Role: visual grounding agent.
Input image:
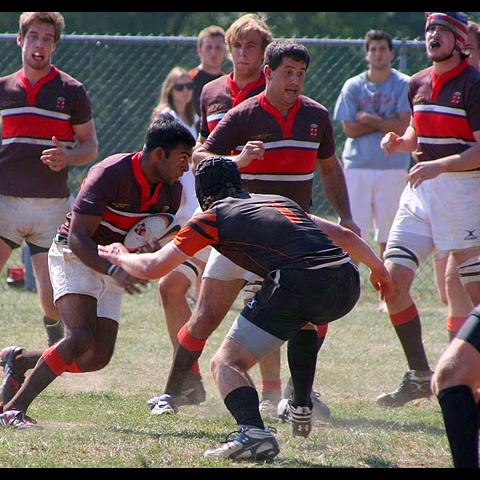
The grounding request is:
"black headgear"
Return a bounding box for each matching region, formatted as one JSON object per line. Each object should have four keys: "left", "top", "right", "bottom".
{"left": 195, "top": 157, "right": 242, "bottom": 210}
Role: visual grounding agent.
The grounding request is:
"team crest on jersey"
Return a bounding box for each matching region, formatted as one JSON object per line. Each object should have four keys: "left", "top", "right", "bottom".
{"left": 451, "top": 91, "right": 462, "bottom": 105}
{"left": 208, "top": 102, "right": 226, "bottom": 114}
{"left": 310, "top": 124, "right": 318, "bottom": 138}
{"left": 56, "top": 96, "right": 66, "bottom": 110}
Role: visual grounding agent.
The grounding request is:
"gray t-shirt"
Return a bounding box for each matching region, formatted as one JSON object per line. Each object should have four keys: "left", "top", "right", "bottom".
{"left": 333, "top": 69, "right": 411, "bottom": 170}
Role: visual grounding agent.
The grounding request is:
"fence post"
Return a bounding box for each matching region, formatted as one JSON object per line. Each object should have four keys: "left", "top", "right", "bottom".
{"left": 399, "top": 39, "right": 408, "bottom": 73}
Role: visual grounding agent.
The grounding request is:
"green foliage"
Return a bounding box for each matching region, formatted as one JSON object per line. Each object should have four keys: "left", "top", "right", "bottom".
{"left": 1, "top": 11, "right": 479, "bottom": 39}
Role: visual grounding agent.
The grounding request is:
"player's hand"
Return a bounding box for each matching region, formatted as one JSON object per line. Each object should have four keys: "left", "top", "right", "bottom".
{"left": 41, "top": 136, "right": 73, "bottom": 172}
{"left": 369, "top": 265, "right": 393, "bottom": 302}
{"left": 235, "top": 141, "right": 264, "bottom": 168}
{"left": 380, "top": 132, "right": 403, "bottom": 155}
{"left": 408, "top": 161, "right": 445, "bottom": 188}
{"left": 98, "top": 242, "right": 129, "bottom": 266}
{"left": 339, "top": 218, "right": 361, "bottom": 237}
{"left": 110, "top": 266, "right": 148, "bottom": 295}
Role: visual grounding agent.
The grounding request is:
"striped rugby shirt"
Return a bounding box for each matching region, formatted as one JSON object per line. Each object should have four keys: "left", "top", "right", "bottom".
{"left": 202, "top": 92, "right": 336, "bottom": 211}
{"left": 0, "top": 65, "right": 92, "bottom": 198}
{"left": 409, "top": 60, "right": 480, "bottom": 162}
{"left": 173, "top": 193, "right": 350, "bottom": 278}
{"left": 57, "top": 151, "right": 182, "bottom": 246}
{"left": 199, "top": 71, "right": 266, "bottom": 139}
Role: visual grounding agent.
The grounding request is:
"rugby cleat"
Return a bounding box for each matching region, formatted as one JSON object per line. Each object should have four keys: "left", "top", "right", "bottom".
{"left": 376, "top": 370, "right": 433, "bottom": 407}
{"left": 277, "top": 399, "right": 313, "bottom": 438}
{"left": 0, "top": 346, "right": 25, "bottom": 407}
{"left": 0, "top": 410, "right": 39, "bottom": 429}
{"left": 149, "top": 394, "right": 178, "bottom": 415}
{"left": 204, "top": 425, "right": 280, "bottom": 461}
{"left": 283, "top": 378, "right": 331, "bottom": 422}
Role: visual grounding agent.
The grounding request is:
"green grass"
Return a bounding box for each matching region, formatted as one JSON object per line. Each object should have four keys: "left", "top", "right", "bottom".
{"left": 0, "top": 253, "right": 453, "bottom": 468}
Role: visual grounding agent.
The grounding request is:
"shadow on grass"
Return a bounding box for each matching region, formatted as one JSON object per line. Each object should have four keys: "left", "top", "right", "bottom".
{"left": 327, "top": 416, "right": 444, "bottom": 436}
{"left": 111, "top": 425, "right": 222, "bottom": 442}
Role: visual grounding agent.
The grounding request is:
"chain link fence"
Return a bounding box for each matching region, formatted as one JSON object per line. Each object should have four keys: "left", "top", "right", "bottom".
{"left": 0, "top": 34, "right": 440, "bottom": 298}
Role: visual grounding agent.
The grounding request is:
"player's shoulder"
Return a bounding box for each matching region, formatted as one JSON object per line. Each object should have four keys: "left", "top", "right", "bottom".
{"left": 0, "top": 70, "right": 19, "bottom": 84}
{"left": 90, "top": 152, "right": 133, "bottom": 176}
{"left": 342, "top": 71, "right": 367, "bottom": 90}
{"left": 202, "top": 74, "right": 228, "bottom": 94}
{"left": 55, "top": 67, "right": 86, "bottom": 88}
{"left": 410, "top": 66, "right": 432, "bottom": 84}
{"left": 390, "top": 68, "right": 411, "bottom": 82}
{"left": 300, "top": 95, "right": 329, "bottom": 114}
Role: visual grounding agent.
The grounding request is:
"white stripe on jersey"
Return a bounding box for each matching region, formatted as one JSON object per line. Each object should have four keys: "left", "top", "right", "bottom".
{"left": 235, "top": 139, "right": 320, "bottom": 152}
{"left": 99, "top": 221, "right": 128, "bottom": 235}
{"left": 206, "top": 113, "right": 225, "bottom": 123}
{"left": 2, "top": 106, "right": 71, "bottom": 120}
{"left": 2, "top": 137, "right": 75, "bottom": 148}
{"left": 414, "top": 104, "right": 467, "bottom": 117}
{"left": 241, "top": 173, "right": 314, "bottom": 181}
{"left": 418, "top": 136, "right": 476, "bottom": 146}
{"left": 106, "top": 206, "right": 151, "bottom": 218}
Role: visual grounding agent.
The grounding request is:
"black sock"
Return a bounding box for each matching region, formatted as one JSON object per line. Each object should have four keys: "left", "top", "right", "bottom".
{"left": 437, "top": 385, "right": 479, "bottom": 468}
{"left": 164, "top": 344, "right": 202, "bottom": 396}
{"left": 394, "top": 317, "right": 430, "bottom": 371}
{"left": 287, "top": 329, "right": 318, "bottom": 407}
{"left": 224, "top": 386, "right": 264, "bottom": 429}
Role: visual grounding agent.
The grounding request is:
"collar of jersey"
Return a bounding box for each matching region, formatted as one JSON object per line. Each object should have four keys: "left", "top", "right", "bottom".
{"left": 430, "top": 59, "right": 470, "bottom": 103}
{"left": 227, "top": 71, "right": 266, "bottom": 107}
{"left": 258, "top": 91, "right": 302, "bottom": 138}
{"left": 18, "top": 65, "right": 60, "bottom": 106}
{"left": 131, "top": 151, "right": 164, "bottom": 212}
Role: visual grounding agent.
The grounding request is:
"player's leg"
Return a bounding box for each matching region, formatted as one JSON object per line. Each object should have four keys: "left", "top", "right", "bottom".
{"left": 378, "top": 228, "right": 435, "bottom": 407}
{"left": 30, "top": 248, "right": 64, "bottom": 346}
{"left": 443, "top": 253, "right": 474, "bottom": 340}
{"left": 432, "top": 309, "right": 480, "bottom": 468}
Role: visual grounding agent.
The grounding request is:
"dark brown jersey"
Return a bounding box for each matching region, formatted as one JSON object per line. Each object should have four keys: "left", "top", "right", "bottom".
{"left": 199, "top": 72, "right": 266, "bottom": 138}
{"left": 202, "top": 92, "right": 336, "bottom": 211}
{"left": 57, "top": 151, "right": 182, "bottom": 245}
{"left": 173, "top": 193, "right": 349, "bottom": 278}
{"left": 409, "top": 60, "right": 480, "bottom": 162}
{"left": 0, "top": 66, "right": 93, "bottom": 198}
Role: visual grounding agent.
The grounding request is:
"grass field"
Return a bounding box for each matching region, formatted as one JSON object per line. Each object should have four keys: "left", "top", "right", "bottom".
{"left": 0, "top": 253, "right": 454, "bottom": 469}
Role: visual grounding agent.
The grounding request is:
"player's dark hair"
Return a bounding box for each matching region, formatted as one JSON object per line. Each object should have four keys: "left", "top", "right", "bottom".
{"left": 195, "top": 157, "right": 245, "bottom": 210}
{"left": 264, "top": 40, "right": 310, "bottom": 71}
{"left": 143, "top": 116, "right": 196, "bottom": 156}
{"left": 364, "top": 30, "right": 393, "bottom": 51}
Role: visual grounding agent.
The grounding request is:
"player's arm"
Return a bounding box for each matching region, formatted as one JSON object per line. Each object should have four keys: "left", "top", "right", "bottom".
{"left": 380, "top": 117, "right": 418, "bottom": 155}
{"left": 341, "top": 120, "right": 377, "bottom": 138}
{"left": 317, "top": 153, "right": 360, "bottom": 236}
{"left": 310, "top": 214, "right": 392, "bottom": 300}
{"left": 99, "top": 241, "right": 188, "bottom": 280}
{"left": 408, "top": 130, "right": 480, "bottom": 188}
{"left": 69, "top": 211, "right": 147, "bottom": 294}
{"left": 40, "top": 119, "right": 98, "bottom": 172}
{"left": 355, "top": 111, "right": 411, "bottom": 135}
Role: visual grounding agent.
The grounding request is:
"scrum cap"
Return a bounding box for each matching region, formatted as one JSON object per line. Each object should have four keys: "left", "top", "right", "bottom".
{"left": 195, "top": 157, "right": 242, "bottom": 210}
{"left": 425, "top": 12, "right": 469, "bottom": 50}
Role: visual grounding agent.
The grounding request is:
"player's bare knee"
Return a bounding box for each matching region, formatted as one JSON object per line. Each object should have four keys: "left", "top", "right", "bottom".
{"left": 159, "top": 276, "right": 188, "bottom": 301}
{"left": 434, "top": 356, "right": 470, "bottom": 392}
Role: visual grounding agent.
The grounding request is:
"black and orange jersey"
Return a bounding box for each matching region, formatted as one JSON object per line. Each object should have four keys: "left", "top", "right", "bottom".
{"left": 189, "top": 67, "right": 225, "bottom": 117}
{"left": 58, "top": 151, "right": 182, "bottom": 245}
{"left": 202, "top": 92, "right": 335, "bottom": 211}
{"left": 0, "top": 66, "right": 93, "bottom": 198}
{"left": 173, "top": 193, "right": 349, "bottom": 278}
{"left": 199, "top": 72, "right": 266, "bottom": 138}
{"left": 409, "top": 60, "right": 480, "bottom": 162}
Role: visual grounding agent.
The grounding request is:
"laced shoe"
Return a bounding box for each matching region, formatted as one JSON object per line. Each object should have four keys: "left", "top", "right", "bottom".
{"left": 283, "top": 379, "right": 331, "bottom": 422}
{"left": 376, "top": 370, "right": 433, "bottom": 407}
{"left": 0, "top": 410, "right": 39, "bottom": 429}
{"left": 149, "top": 394, "right": 178, "bottom": 415}
{"left": 204, "top": 425, "right": 280, "bottom": 461}
{"left": 0, "top": 346, "right": 25, "bottom": 407}
{"left": 277, "top": 399, "right": 313, "bottom": 438}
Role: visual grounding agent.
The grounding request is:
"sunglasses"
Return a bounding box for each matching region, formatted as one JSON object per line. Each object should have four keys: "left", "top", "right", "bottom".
{"left": 173, "top": 82, "right": 194, "bottom": 92}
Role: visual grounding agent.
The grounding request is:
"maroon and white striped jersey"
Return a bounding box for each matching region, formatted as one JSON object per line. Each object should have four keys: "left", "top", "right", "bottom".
{"left": 199, "top": 72, "right": 266, "bottom": 139}
{"left": 57, "top": 151, "right": 182, "bottom": 246}
{"left": 0, "top": 66, "right": 92, "bottom": 198}
{"left": 409, "top": 60, "right": 480, "bottom": 163}
{"left": 202, "top": 92, "right": 336, "bottom": 211}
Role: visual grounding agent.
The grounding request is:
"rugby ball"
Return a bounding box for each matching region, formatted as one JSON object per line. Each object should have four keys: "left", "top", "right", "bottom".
{"left": 123, "top": 213, "right": 181, "bottom": 252}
